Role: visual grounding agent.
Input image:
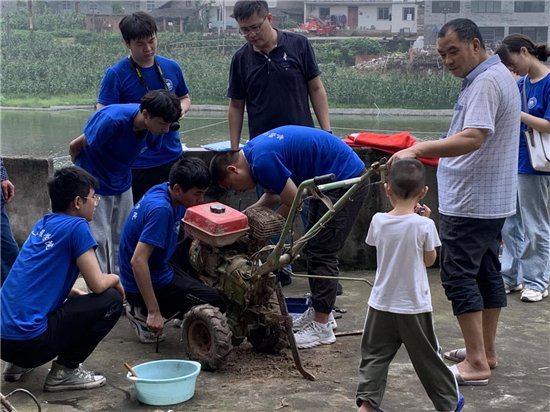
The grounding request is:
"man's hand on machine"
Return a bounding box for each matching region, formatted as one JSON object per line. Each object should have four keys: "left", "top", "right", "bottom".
{"left": 146, "top": 310, "right": 165, "bottom": 335}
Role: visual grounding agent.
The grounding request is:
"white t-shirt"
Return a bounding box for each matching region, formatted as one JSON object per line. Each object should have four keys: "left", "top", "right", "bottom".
{"left": 366, "top": 212, "right": 441, "bottom": 314}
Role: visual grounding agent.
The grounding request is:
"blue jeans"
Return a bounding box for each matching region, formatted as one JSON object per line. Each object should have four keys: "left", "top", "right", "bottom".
{"left": 501, "top": 173, "right": 550, "bottom": 292}
{"left": 1, "top": 197, "right": 19, "bottom": 285}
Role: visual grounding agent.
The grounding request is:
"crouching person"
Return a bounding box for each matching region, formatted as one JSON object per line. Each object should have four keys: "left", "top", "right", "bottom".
{"left": 1, "top": 167, "right": 124, "bottom": 391}
{"left": 119, "top": 157, "right": 226, "bottom": 343}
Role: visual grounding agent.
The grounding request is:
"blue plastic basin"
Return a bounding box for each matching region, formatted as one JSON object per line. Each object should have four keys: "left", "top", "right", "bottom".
{"left": 127, "top": 359, "right": 201, "bottom": 406}
{"left": 286, "top": 297, "right": 310, "bottom": 314}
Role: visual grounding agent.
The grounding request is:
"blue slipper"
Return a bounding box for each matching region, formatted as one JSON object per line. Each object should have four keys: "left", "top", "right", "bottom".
{"left": 454, "top": 393, "right": 465, "bottom": 412}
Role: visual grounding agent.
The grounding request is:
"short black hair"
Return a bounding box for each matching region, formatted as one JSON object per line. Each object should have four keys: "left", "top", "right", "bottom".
{"left": 119, "top": 11, "right": 157, "bottom": 43}
{"left": 209, "top": 150, "right": 241, "bottom": 187}
{"left": 169, "top": 157, "right": 210, "bottom": 192}
{"left": 140, "top": 90, "right": 182, "bottom": 123}
{"left": 48, "top": 166, "right": 99, "bottom": 213}
{"left": 387, "top": 159, "right": 426, "bottom": 200}
{"left": 439, "top": 18, "right": 485, "bottom": 50}
{"left": 232, "top": 0, "right": 269, "bottom": 21}
{"left": 496, "top": 34, "right": 550, "bottom": 64}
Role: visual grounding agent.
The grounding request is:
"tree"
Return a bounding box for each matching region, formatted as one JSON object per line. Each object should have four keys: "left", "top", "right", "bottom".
{"left": 191, "top": 0, "right": 215, "bottom": 32}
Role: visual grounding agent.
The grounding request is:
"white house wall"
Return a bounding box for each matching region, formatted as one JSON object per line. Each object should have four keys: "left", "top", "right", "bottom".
{"left": 304, "top": 2, "right": 418, "bottom": 33}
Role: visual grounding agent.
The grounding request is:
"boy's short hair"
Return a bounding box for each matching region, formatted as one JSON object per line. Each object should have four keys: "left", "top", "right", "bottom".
{"left": 169, "top": 157, "right": 210, "bottom": 192}
{"left": 388, "top": 158, "right": 426, "bottom": 200}
{"left": 119, "top": 11, "right": 157, "bottom": 43}
{"left": 48, "top": 166, "right": 99, "bottom": 213}
{"left": 232, "top": 0, "right": 269, "bottom": 21}
{"left": 140, "top": 90, "right": 182, "bottom": 123}
{"left": 209, "top": 151, "right": 240, "bottom": 187}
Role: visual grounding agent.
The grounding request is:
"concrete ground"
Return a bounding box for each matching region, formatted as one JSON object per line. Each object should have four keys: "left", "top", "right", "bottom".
{"left": 1, "top": 269, "right": 549, "bottom": 412}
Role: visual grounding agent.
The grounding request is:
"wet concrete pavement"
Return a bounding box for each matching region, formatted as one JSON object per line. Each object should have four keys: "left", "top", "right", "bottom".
{"left": 1, "top": 269, "right": 549, "bottom": 412}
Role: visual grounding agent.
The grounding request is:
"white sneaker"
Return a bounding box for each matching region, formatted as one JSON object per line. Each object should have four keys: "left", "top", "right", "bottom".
{"left": 294, "top": 321, "right": 336, "bottom": 349}
{"left": 292, "top": 307, "right": 337, "bottom": 331}
{"left": 504, "top": 283, "right": 523, "bottom": 295}
{"left": 125, "top": 304, "right": 165, "bottom": 344}
{"left": 520, "top": 288, "right": 548, "bottom": 302}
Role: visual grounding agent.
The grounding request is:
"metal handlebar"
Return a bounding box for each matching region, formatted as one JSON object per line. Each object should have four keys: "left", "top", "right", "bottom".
{"left": 313, "top": 173, "right": 336, "bottom": 185}
{"left": 255, "top": 158, "right": 387, "bottom": 277}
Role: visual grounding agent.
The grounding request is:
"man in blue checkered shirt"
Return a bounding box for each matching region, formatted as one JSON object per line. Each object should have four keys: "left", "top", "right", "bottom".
{"left": 1, "top": 158, "right": 19, "bottom": 284}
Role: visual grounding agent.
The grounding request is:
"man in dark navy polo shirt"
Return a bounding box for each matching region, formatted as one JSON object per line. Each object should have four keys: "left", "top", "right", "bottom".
{"left": 227, "top": 0, "right": 331, "bottom": 150}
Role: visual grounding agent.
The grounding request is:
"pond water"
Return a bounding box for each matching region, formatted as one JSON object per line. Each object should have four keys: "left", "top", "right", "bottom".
{"left": 0, "top": 109, "right": 451, "bottom": 165}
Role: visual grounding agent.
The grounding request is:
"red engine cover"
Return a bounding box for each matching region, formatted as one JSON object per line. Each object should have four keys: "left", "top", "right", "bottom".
{"left": 183, "top": 202, "right": 249, "bottom": 247}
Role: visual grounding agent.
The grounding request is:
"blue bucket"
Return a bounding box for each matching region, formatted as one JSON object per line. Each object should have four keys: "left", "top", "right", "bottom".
{"left": 285, "top": 297, "right": 311, "bottom": 320}
{"left": 127, "top": 359, "right": 201, "bottom": 406}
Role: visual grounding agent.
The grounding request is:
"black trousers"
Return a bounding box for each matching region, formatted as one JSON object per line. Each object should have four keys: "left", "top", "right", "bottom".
{"left": 305, "top": 182, "right": 367, "bottom": 313}
{"left": 125, "top": 271, "right": 227, "bottom": 318}
{"left": 1, "top": 288, "right": 123, "bottom": 369}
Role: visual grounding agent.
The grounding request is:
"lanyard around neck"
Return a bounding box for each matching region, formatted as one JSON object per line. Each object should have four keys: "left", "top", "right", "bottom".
{"left": 128, "top": 56, "right": 169, "bottom": 92}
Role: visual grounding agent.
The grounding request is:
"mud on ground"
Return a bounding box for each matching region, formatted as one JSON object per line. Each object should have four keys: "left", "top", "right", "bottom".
{"left": 1, "top": 270, "right": 549, "bottom": 411}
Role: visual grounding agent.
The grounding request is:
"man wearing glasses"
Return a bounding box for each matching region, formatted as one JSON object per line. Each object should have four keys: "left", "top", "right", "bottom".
{"left": 227, "top": 0, "right": 332, "bottom": 151}
{"left": 1, "top": 166, "right": 124, "bottom": 391}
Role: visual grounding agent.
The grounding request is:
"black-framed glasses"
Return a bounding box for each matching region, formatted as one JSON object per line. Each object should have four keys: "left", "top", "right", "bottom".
{"left": 83, "top": 195, "right": 101, "bottom": 206}
{"left": 238, "top": 16, "right": 267, "bottom": 36}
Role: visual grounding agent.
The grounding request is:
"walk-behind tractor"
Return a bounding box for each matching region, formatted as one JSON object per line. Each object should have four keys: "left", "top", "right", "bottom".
{"left": 178, "top": 159, "right": 386, "bottom": 380}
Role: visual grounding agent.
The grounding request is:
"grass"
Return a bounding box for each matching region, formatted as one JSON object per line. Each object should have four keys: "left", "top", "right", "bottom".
{"left": 0, "top": 94, "right": 97, "bottom": 108}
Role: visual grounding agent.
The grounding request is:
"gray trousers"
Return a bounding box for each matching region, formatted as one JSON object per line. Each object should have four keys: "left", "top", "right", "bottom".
{"left": 356, "top": 307, "right": 459, "bottom": 411}
{"left": 89, "top": 189, "right": 133, "bottom": 274}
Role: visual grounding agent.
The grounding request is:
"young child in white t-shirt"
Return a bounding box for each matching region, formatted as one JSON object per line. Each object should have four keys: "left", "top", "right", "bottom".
{"left": 356, "top": 159, "right": 463, "bottom": 412}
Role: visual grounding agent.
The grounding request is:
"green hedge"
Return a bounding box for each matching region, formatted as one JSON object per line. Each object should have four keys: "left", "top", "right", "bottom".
{"left": 0, "top": 28, "right": 459, "bottom": 109}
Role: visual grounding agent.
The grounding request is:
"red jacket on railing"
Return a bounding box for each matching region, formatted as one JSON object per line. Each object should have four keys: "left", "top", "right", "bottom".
{"left": 342, "top": 131, "right": 439, "bottom": 167}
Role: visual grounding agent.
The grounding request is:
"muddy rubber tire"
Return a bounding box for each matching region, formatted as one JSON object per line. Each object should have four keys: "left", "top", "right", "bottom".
{"left": 181, "top": 304, "right": 233, "bottom": 371}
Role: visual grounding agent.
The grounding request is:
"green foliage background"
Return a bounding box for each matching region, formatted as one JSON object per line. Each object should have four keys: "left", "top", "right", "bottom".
{"left": 0, "top": 12, "right": 460, "bottom": 109}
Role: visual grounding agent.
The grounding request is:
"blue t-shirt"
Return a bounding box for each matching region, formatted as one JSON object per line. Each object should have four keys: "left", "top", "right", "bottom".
{"left": 98, "top": 55, "right": 189, "bottom": 168}
{"left": 243, "top": 125, "right": 365, "bottom": 194}
{"left": 75, "top": 104, "right": 160, "bottom": 196}
{"left": 517, "top": 74, "right": 550, "bottom": 175}
{"left": 118, "top": 183, "right": 185, "bottom": 293}
{"left": 1, "top": 214, "right": 97, "bottom": 340}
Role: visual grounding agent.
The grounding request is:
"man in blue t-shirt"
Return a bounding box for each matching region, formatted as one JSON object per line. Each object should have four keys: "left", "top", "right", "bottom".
{"left": 97, "top": 11, "right": 191, "bottom": 203}
{"left": 119, "top": 157, "right": 225, "bottom": 343}
{"left": 69, "top": 90, "right": 181, "bottom": 275}
{"left": 1, "top": 167, "right": 124, "bottom": 391}
{"left": 211, "top": 125, "right": 367, "bottom": 349}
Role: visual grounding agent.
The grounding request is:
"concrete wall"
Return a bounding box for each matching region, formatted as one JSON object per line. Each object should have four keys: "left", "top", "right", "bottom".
{"left": 3, "top": 156, "right": 54, "bottom": 244}
{"left": 2, "top": 149, "right": 437, "bottom": 270}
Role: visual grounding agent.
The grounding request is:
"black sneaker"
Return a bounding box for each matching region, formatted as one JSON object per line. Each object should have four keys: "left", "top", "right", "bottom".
{"left": 44, "top": 362, "right": 105, "bottom": 392}
{"left": 3, "top": 362, "right": 34, "bottom": 382}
